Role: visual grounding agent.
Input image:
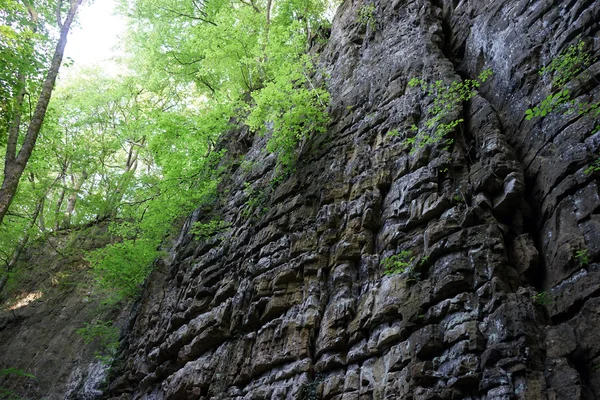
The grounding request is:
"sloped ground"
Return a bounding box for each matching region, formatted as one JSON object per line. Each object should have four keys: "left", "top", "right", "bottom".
{"left": 0, "top": 224, "right": 130, "bottom": 400}
{"left": 104, "top": 0, "right": 600, "bottom": 399}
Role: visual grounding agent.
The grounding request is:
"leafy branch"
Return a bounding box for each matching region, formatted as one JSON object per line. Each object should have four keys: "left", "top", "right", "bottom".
{"left": 406, "top": 69, "right": 493, "bottom": 152}
{"left": 526, "top": 39, "right": 597, "bottom": 121}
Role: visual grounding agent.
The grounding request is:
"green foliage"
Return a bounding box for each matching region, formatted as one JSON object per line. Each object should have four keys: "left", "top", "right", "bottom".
{"left": 576, "top": 102, "right": 600, "bottom": 119}
{"left": 357, "top": 3, "right": 376, "bottom": 29}
{"left": 525, "top": 89, "right": 570, "bottom": 120}
{"left": 0, "top": 369, "right": 35, "bottom": 380}
{"left": 0, "top": 0, "right": 59, "bottom": 138}
{"left": 122, "top": 0, "right": 333, "bottom": 174}
{"left": 246, "top": 55, "right": 330, "bottom": 173}
{"left": 381, "top": 250, "right": 414, "bottom": 276}
{"left": 453, "top": 194, "right": 464, "bottom": 204}
{"left": 76, "top": 320, "right": 120, "bottom": 363}
{"left": 87, "top": 239, "right": 161, "bottom": 303}
{"left": 540, "top": 40, "right": 593, "bottom": 88}
{"left": 0, "top": 388, "right": 22, "bottom": 400}
{"left": 0, "top": 368, "right": 35, "bottom": 400}
{"left": 531, "top": 291, "right": 552, "bottom": 306}
{"left": 387, "top": 128, "right": 400, "bottom": 137}
{"left": 0, "top": 0, "right": 336, "bottom": 305}
{"left": 32, "top": 69, "right": 226, "bottom": 303}
{"left": 585, "top": 157, "right": 600, "bottom": 175}
{"left": 526, "top": 40, "right": 598, "bottom": 121}
{"left": 242, "top": 182, "right": 270, "bottom": 219}
{"left": 190, "top": 219, "right": 231, "bottom": 241}
{"left": 575, "top": 249, "right": 589, "bottom": 266}
{"left": 408, "top": 69, "right": 492, "bottom": 152}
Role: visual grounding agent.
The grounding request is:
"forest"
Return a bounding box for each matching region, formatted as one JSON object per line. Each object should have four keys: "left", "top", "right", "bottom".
{"left": 0, "top": 0, "right": 333, "bottom": 303}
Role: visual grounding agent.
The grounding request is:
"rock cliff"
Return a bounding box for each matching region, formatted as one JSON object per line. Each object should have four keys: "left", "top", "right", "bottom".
{"left": 107, "top": 0, "right": 600, "bottom": 399}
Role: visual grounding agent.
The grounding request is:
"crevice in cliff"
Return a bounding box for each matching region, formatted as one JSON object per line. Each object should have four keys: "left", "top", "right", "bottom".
{"left": 432, "top": 0, "right": 555, "bottom": 305}
{"left": 432, "top": 0, "right": 465, "bottom": 68}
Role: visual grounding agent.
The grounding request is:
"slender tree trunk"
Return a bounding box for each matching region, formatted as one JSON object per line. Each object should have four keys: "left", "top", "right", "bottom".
{"left": 0, "top": 170, "right": 62, "bottom": 296}
{"left": 5, "top": 74, "right": 27, "bottom": 168}
{"left": 0, "top": 195, "right": 44, "bottom": 296}
{"left": 0, "top": 0, "right": 83, "bottom": 226}
{"left": 63, "top": 170, "right": 87, "bottom": 228}
{"left": 38, "top": 197, "right": 45, "bottom": 232}
{"left": 102, "top": 138, "right": 145, "bottom": 219}
{"left": 54, "top": 175, "right": 67, "bottom": 230}
{"left": 0, "top": 274, "right": 7, "bottom": 298}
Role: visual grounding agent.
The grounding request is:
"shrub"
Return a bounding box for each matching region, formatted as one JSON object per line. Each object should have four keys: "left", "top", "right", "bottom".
{"left": 246, "top": 56, "right": 330, "bottom": 174}
{"left": 585, "top": 157, "right": 600, "bottom": 175}
{"left": 190, "top": 219, "right": 231, "bottom": 241}
{"left": 532, "top": 291, "right": 551, "bottom": 306}
{"left": 526, "top": 39, "right": 598, "bottom": 121}
{"left": 76, "top": 320, "right": 120, "bottom": 363}
{"left": 87, "top": 239, "right": 161, "bottom": 303}
{"left": 575, "top": 249, "right": 589, "bottom": 266}
{"left": 357, "top": 4, "right": 376, "bottom": 29}
{"left": 381, "top": 250, "right": 414, "bottom": 276}
{"left": 408, "top": 69, "right": 493, "bottom": 152}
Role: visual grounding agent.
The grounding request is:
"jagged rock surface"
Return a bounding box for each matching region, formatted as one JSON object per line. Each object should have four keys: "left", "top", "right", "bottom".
{"left": 108, "top": 0, "right": 600, "bottom": 399}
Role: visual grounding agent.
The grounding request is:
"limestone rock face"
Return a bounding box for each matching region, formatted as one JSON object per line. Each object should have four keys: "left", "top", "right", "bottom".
{"left": 108, "top": 0, "right": 600, "bottom": 399}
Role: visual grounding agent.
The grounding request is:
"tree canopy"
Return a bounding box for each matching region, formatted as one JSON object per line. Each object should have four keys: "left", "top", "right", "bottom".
{"left": 0, "top": 0, "right": 335, "bottom": 302}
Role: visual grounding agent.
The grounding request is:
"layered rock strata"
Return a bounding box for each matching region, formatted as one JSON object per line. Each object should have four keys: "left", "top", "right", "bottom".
{"left": 108, "top": 0, "right": 600, "bottom": 399}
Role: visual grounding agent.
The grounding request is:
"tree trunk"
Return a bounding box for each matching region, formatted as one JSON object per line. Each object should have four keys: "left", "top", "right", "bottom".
{"left": 38, "top": 197, "right": 46, "bottom": 232}
{"left": 102, "top": 138, "right": 145, "bottom": 219}
{"left": 63, "top": 170, "right": 87, "bottom": 228}
{"left": 54, "top": 178, "right": 66, "bottom": 230}
{"left": 0, "top": 0, "right": 83, "bottom": 226}
{"left": 0, "top": 274, "right": 7, "bottom": 298}
{"left": 0, "top": 194, "right": 44, "bottom": 297}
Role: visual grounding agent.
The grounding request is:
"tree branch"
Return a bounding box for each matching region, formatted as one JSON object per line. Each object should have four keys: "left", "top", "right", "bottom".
{"left": 56, "top": 0, "right": 64, "bottom": 28}
{"left": 157, "top": 6, "right": 217, "bottom": 26}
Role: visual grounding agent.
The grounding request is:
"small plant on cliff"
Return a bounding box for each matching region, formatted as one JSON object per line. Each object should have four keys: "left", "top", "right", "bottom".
{"left": 0, "top": 368, "right": 35, "bottom": 400}
{"left": 575, "top": 249, "right": 590, "bottom": 266}
{"left": 585, "top": 157, "right": 600, "bottom": 175}
{"left": 77, "top": 320, "right": 120, "bottom": 364}
{"left": 357, "top": 3, "right": 376, "bottom": 30}
{"left": 387, "top": 128, "right": 400, "bottom": 137}
{"left": 407, "top": 69, "right": 493, "bottom": 152}
{"left": 525, "top": 89, "right": 571, "bottom": 120}
{"left": 532, "top": 291, "right": 552, "bottom": 306}
{"left": 190, "top": 220, "right": 231, "bottom": 241}
{"left": 241, "top": 182, "right": 270, "bottom": 219}
{"left": 541, "top": 40, "right": 593, "bottom": 88}
{"left": 381, "top": 250, "right": 414, "bottom": 276}
{"left": 526, "top": 40, "right": 598, "bottom": 121}
{"left": 453, "top": 194, "right": 465, "bottom": 204}
{"left": 0, "top": 369, "right": 35, "bottom": 380}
